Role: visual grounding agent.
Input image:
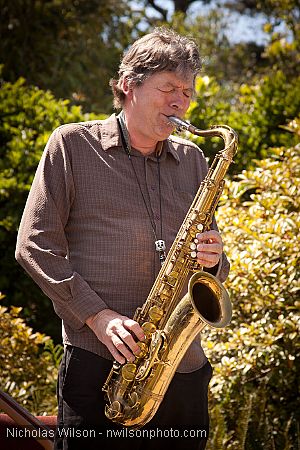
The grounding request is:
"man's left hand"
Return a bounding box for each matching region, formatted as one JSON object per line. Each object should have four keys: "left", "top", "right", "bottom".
{"left": 194, "top": 230, "right": 223, "bottom": 268}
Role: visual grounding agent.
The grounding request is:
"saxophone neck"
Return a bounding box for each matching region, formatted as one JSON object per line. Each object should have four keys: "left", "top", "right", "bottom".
{"left": 168, "top": 116, "right": 238, "bottom": 161}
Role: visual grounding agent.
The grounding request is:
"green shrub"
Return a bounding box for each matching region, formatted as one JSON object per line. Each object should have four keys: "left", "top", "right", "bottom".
{"left": 0, "top": 76, "right": 104, "bottom": 340}
{"left": 187, "top": 72, "right": 300, "bottom": 175}
{"left": 204, "top": 120, "right": 300, "bottom": 449}
{"left": 0, "top": 295, "right": 63, "bottom": 415}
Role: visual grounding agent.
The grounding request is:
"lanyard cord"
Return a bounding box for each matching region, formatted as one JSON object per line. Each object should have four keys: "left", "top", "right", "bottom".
{"left": 117, "top": 112, "right": 166, "bottom": 265}
{"left": 157, "top": 158, "right": 163, "bottom": 243}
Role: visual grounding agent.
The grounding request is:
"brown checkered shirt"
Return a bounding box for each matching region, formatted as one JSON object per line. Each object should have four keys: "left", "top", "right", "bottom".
{"left": 16, "top": 114, "right": 230, "bottom": 372}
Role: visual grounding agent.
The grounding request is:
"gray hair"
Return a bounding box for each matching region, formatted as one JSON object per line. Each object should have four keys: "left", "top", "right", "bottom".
{"left": 110, "top": 27, "right": 202, "bottom": 109}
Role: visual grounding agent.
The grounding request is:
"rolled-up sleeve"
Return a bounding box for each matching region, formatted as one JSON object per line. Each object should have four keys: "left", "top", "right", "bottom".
{"left": 15, "top": 128, "right": 108, "bottom": 330}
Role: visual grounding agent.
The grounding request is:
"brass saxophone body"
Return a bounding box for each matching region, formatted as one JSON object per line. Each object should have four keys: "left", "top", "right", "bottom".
{"left": 102, "top": 116, "right": 238, "bottom": 428}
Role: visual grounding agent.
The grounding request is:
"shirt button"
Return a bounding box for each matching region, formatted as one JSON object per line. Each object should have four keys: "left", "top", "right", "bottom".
{"left": 151, "top": 185, "right": 156, "bottom": 191}
{"left": 155, "top": 214, "right": 160, "bottom": 220}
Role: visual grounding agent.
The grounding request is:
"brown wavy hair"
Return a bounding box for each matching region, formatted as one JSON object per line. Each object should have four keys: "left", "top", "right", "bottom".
{"left": 110, "top": 27, "right": 202, "bottom": 109}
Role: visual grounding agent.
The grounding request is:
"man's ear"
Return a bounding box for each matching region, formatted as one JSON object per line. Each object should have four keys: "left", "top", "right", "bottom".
{"left": 121, "top": 77, "right": 133, "bottom": 99}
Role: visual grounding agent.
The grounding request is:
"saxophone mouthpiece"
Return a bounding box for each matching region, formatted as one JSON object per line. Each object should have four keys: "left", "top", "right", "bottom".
{"left": 167, "top": 116, "right": 196, "bottom": 133}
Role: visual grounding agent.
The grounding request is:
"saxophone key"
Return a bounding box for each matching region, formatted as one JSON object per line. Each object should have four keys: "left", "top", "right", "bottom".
{"left": 171, "top": 252, "right": 184, "bottom": 263}
{"left": 135, "top": 331, "right": 165, "bottom": 381}
{"left": 160, "top": 286, "right": 172, "bottom": 296}
{"left": 142, "top": 321, "right": 157, "bottom": 338}
{"left": 105, "top": 401, "right": 122, "bottom": 420}
{"left": 159, "top": 291, "right": 171, "bottom": 301}
{"left": 189, "top": 260, "right": 203, "bottom": 272}
{"left": 121, "top": 363, "right": 137, "bottom": 382}
{"left": 198, "top": 213, "right": 207, "bottom": 222}
{"left": 134, "top": 341, "right": 148, "bottom": 359}
{"left": 189, "top": 226, "right": 198, "bottom": 238}
{"left": 128, "top": 391, "right": 139, "bottom": 408}
{"left": 149, "top": 305, "right": 164, "bottom": 324}
{"left": 163, "top": 273, "right": 177, "bottom": 286}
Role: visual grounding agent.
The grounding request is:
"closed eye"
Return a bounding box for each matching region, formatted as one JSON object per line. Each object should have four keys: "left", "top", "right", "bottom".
{"left": 157, "top": 88, "right": 175, "bottom": 94}
{"left": 157, "top": 87, "right": 193, "bottom": 98}
{"left": 183, "top": 88, "right": 193, "bottom": 98}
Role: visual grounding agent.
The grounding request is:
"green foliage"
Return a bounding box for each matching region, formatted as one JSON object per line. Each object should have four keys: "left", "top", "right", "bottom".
{"left": 0, "top": 76, "right": 104, "bottom": 340}
{"left": 186, "top": 71, "right": 300, "bottom": 174}
{"left": 219, "top": 0, "right": 300, "bottom": 77}
{"left": 0, "top": 0, "right": 142, "bottom": 112}
{"left": 204, "top": 120, "right": 300, "bottom": 449}
{"left": 0, "top": 297, "right": 63, "bottom": 415}
{"left": 166, "top": 10, "right": 266, "bottom": 84}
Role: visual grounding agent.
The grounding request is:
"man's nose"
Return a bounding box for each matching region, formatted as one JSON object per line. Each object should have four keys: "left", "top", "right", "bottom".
{"left": 170, "top": 91, "right": 188, "bottom": 111}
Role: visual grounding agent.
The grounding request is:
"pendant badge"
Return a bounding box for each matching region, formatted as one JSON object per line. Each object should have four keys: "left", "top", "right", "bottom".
{"left": 155, "top": 240, "right": 166, "bottom": 265}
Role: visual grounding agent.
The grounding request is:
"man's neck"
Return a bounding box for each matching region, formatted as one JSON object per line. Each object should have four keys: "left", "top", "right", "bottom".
{"left": 131, "top": 142, "right": 157, "bottom": 156}
{"left": 122, "top": 111, "right": 158, "bottom": 156}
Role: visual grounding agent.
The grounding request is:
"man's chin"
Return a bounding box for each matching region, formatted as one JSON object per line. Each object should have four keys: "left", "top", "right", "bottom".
{"left": 158, "top": 124, "right": 175, "bottom": 140}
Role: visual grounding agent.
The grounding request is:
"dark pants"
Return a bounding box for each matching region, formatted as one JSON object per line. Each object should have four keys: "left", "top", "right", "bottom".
{"left": 54, "top": 346, "right": 212, "bottom": 450}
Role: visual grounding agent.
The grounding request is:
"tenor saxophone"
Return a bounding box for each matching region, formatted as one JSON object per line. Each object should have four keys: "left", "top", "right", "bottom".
{"left": 102, "top": 116, "right": 238, "bottom": 428}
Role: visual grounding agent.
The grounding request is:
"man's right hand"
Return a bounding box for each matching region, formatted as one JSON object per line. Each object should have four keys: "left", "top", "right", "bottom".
{"left": 86, "top": 309, "right": 145, "bottom": 364}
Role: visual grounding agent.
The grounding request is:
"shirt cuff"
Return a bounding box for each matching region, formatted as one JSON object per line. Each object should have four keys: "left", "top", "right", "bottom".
{"left": 203, "top": 252, "right": 230, "bottom": 283}
{"left": 53, "top": 272, "right": 109, "bottom": 330}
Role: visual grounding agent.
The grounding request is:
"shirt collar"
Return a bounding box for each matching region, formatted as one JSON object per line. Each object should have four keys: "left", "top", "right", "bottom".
{"left": 99, "top": 114, "right": 180, "bottom": 164}
{"left": 99, "top": 114, "right": 122, "bottom": 151}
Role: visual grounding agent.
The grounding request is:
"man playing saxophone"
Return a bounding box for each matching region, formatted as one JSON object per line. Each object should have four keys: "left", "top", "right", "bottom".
{"left": 16, "top": 27, "right": 230, "bottom": 450}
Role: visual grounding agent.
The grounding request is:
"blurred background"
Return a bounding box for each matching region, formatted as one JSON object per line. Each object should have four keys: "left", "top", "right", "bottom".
{"left": 0, "top": 1, "right": 299, "bottom": 448}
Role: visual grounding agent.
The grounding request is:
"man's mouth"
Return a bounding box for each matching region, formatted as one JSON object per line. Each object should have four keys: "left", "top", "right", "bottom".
{"left": 161, "top": 114, "right": 177, "bottom": 126}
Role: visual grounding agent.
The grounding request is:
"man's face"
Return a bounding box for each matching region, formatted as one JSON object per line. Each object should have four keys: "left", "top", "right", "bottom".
{"left": 124, "top": 70, "right": 194, "bottom": 144}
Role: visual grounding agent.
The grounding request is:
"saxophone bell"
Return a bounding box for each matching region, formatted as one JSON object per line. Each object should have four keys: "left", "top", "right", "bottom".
{"left": 188, "top": 271, "right": 232, "bottom": 329}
